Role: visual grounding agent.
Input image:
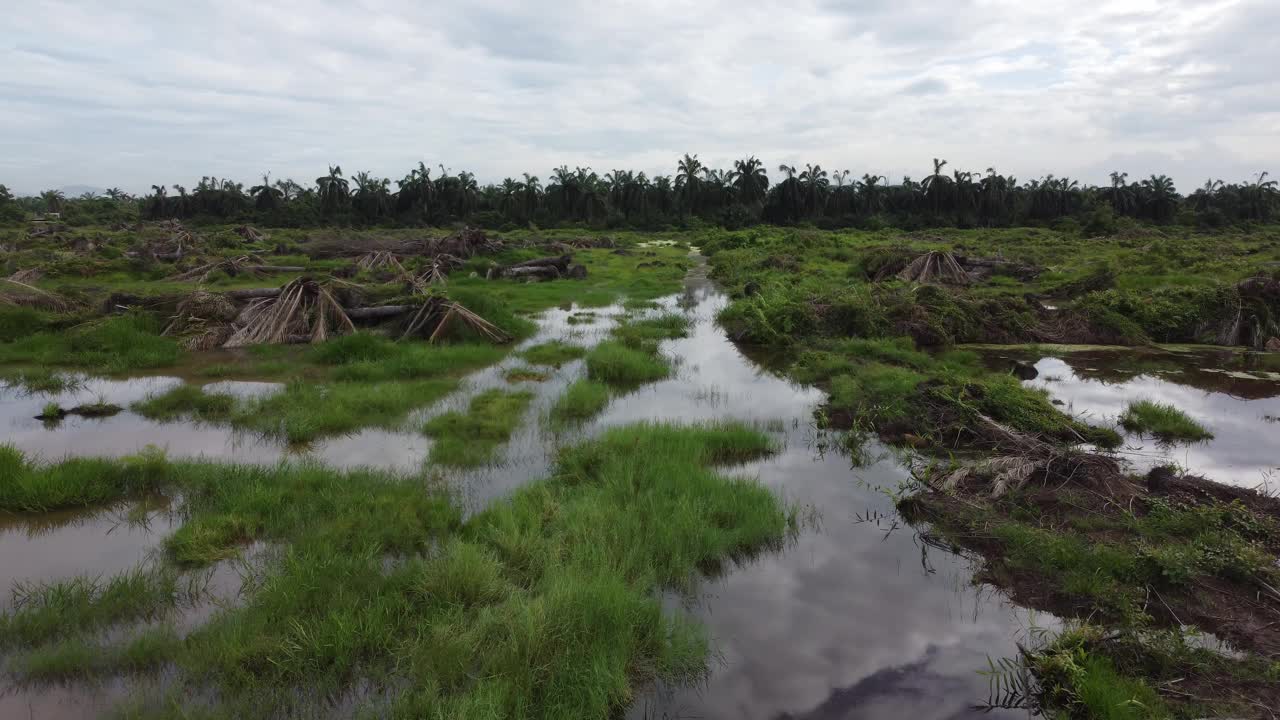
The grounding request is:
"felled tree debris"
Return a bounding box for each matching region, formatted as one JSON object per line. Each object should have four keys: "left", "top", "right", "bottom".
{"left": 897, "top": 251, "right": 970, "bottom": 285}
{"left": 224, "top": 278, "right": 356, "bottom": 347}
{"left": 400, "top": 296, "right": 512, "bottom": 343}
{"left": 163, "top": 291, "right": 240, "bottom": 350}
{"left": 413, "top": 254, "right": 462, "bottom": 291}
{"left": 234, "top": 225, "right": 267, "bottom": 242}
{"left": 0, "top": 277, "right": 70, "bottom": 311}
{"left": 165, "top": 255, "right": 304, "bottom": 283}
{"left": 487, "top": 254, "right": 573, "bottom": 281}
{"left": 422, "top": 227, "right": 503, "bottom": 258}
{"left": 566, "top": 236, "right": 617, "bottom": 249}
{"left": 129, "top": 220, "right": 202, "bottom": 262}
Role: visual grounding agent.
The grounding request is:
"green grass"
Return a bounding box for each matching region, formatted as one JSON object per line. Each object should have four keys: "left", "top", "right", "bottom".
{"left": 242, "top": 379, "right": 458, "bottom": 443}
{"left": 827, "top": 364, "right": 925, "bottom": 426}
{"left": 0, "top": 421, "right": 792, "bottom": 716}
{"left": 0, "top": 567, "right": 179, "bottom": 648}
{"left": 585, "top": 340, "right": 670, "bottom": 387}
{"left": 321, "top": 338, "right": 507, "bottom": 383}
{"left": 132, "top": 384, "right": 236, "bottom": 422}
{"left": 0, "top": 313, "right": 180, "bottom": 373}
{"left": 503, "top": 366, "right": 549, "bottom": 383}
{"left": 11, "top": 626, "right": 182, "bottom": 680}
{"left": 1120, "top": 400, "right": 1213, "bottom": 442}
{"left": 423, "top": 389, "right": 535, "bottom": 467}
{"left": 0, "top": 444, "right": 168, "bottom": 512}
{"left": 519, "top": 340, "right": 587, "bottom": 366}
{"left": 550, "top": 379, "right": 611, "bottom": 423}
{"left": 1031, "top": 630, "right": 1171, "bottom": 720}
{"left": 0, "top": 368, "right": 83, "bottom": 394}
{"left": 133, "top": 378, "right": 459, "bottom": 443}
{"left": 612, "top": 313, "right": 690, "bottom": 348}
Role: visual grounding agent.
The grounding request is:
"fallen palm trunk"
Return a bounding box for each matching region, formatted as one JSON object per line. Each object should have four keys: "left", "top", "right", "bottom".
{"left": 487, "top": 254, "right": 574, "bottom": 281}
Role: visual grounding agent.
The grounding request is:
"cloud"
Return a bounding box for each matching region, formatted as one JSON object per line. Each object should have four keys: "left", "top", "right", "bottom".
{"left": 2, "top": 0, "right": 1277, "bottom": 194}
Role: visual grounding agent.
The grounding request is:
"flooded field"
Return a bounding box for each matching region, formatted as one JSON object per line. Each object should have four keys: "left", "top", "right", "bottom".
{"left": 4, "top": 254, "right": 1278, "bottom": 718}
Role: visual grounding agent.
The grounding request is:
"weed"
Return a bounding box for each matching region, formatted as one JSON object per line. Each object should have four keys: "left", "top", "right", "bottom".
{"left": 585, "top": 341, "right": 670, "bottom": 387}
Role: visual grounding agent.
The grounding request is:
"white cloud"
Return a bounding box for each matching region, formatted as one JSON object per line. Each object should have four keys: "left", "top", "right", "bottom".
{"left": 2, "top": 0, "right": 1278, "bottom": 194}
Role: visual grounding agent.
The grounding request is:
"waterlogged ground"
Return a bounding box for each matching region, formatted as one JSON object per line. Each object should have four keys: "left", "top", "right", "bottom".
{"left": 42, "top": 259, "right": 1280, "bottom": 716}
{"left": 980, "top": 347, "right": 1280, "bottom": 489}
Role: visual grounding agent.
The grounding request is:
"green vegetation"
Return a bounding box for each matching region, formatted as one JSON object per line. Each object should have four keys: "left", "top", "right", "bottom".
{"left": 0, "top": 444, "right": 166, "bottom": 512}
{"left": 423, "top": 389, "right": 535, "bottom": 467}
{"left": 519, "top": 340, "right": 588, "bottom": 366}
{"left": 0, "top": 368, "right": 82, "bottom": 394}
{"left": 133, "top": 378, "right": 458, "bottom": 443}
{"left": 585, "top": 340, "right": 671, "bottom": 387}
{"left": 550, "top": 379, "right": 611, "bottom": 423}
{"left": 503, "top": 366, "right": 550, "bottom": 383}
{"left": 1120, "top": 400, "right": 1213, "bottom": 442}
{"left": 0, "top": 423, "right": 792, "bottom": 717}
{"left": 0, "top": 313, "right": 180, "bottom": 373}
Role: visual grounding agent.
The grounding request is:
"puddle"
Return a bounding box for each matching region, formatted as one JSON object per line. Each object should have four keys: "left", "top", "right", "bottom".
{"left": 983, "top": 349, "right": 1280, "bottom": 488}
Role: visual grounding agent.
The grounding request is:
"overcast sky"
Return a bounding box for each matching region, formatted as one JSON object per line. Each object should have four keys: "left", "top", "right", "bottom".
{"left": 3, "top": 0, "right": 1278, "bottom": 195}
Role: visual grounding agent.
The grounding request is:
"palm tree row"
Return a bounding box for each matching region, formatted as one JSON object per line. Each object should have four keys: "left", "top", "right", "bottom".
{"left": 5, "top": 159, "right": 1277, "bottom": 229}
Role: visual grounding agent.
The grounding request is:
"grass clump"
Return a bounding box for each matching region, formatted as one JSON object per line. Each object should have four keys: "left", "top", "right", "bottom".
{"left": 585, "top": 340, "right": 670, "bottom": 387}
{"left": 503, "top": 366, "right": 549, "bottom": 383}
{"left": 132, "top": 384, "right": 236, "bottom": 422}
{"left": 11, "top": 626, "right": 181, "bottom": 680}
{"left": 0, "top": 368, "right": 83, "bottom": 394}
{"left": 613, "top": 313, "right": 690, "bottom": 348}
{"left": 1120, "top": 400, "right": 1213, "bottom": 442}
{"left": 550, "top": 379, "right": 611, "bottom": 423}
{"left": 519, "top": 340, "right": 587, "bottom": 367}
{"left": 0, "top": 567, "right": 179, "bottom": 649}
{"left": 323, "top": 340, "right": 506, "bottom": 383}
{"left": 827, "top": 364, "right": 925, "bottom": 427}
{"left": 0, "top": 444, "right": 167, "bottom": 512}
{"left": 242, "top": 379, "right": 458, "bottom": 444}
{"left": 0, "top": 313, "right": 179, "bottom": 373}
{"left": 423, "top": 389, "right": 535, "bottom": 467}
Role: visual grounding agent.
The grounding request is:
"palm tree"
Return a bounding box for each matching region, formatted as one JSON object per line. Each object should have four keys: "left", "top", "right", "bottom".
{"left": 104, "top": 187, "right": 127, "bottom": 202}
{"left": 730, "top": 156, "right": 769, "bottom": 206}
{"left": 1103, "top": 171, "right": 1136, "bottom": 215}
{"left": 249, "top": 173, "right": 283, "bottom": 211}
{"left": 676, "top": 153, "right": 703, "bottom": 213}
{"left": 858, "top": 174, "right": 887, "bottom": 214}
{"left": 1139, "top": 174, "right": 1178, "bottom": 222}
{"left": 521, "top": 173, "right": 541, "bottom": 218}
{"left": 147, "top": 185, "right": 167, "bottom": 219}
{"left": 316, "top": 165, "right": 349, "bottom": 215}
{"left": 39, "top": 189, "right": 66, "bottom": 214}
{"left": 799, "top": 163, "right": 830, "bottom": 216}
{"left": 921, "top": 158, "right": 952, "bottom": 215}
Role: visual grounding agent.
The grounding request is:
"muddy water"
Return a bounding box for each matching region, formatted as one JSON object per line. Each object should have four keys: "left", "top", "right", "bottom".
{"left": 1, "top": 256, "right": 1050, "bottom": 718}
{"left": 983, "top": 348, "right": 1280, "bottom": 489}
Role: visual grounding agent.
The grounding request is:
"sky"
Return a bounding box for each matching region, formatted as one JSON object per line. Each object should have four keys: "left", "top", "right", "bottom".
{"left": 3, "top": 0, "right": 1278, "bottom": 196}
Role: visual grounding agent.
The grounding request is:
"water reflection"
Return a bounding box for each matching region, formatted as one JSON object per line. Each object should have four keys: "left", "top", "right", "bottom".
{"left": 983, "top": 349, "right": 1280, "bottom": 488}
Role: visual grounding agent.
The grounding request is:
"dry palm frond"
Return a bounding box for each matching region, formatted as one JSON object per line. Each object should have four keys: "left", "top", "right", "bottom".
{"left": 0, "top": 277, "right": 70, "bottom": 311}
{"left": 898, "top": 251, "right": 970, "bottom": 285}
{"left": 400, "top": 296, "right": 511, "bottom": 344}
{"left": 234, "top": 225, "right": 267, "bottom": 242}
{"left": 421, "top": 227, "right": 502, "bottom": 259}
{"left": 7, "top": 268, "right": 43, "bottom": 284}
{"left": 412, "top": 254, "right": 463, "bottom": 292}
{"left": 167, "top": 255, "right": 267, "bottom": 282}
{"left": 224, "top": 278, "right": 356, "bottom": 347}
{"left": 356, "top": 250, "right": 409, "bottom": 274}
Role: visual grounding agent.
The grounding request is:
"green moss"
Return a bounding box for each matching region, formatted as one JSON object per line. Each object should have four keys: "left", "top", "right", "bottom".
{"left": 1120, "top": 400, "right": 1213, "bottom": 442}
{"left": 423, "top": 389, "right": 535, "bottom": 467}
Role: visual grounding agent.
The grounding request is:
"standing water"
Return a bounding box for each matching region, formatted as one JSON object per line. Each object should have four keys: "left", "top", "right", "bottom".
{"left": 0, "top": 253, "right": 1050, "bottom": 718}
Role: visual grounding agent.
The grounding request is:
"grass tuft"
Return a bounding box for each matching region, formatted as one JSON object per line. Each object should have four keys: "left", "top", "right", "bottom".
{"left": 585, "top": 341, "right": 670, "bottom": 387}
{"left": 1120, "top": 400, "right": 1213, "bottom": 442}
{"left": 519, "top": 340, "right": 587, "bottom": 367}
{"left": 423, "top": 389, "right": 535, "bottom": 467}
{"left": 550, "top": 379, "right": 611, "bottom": 423}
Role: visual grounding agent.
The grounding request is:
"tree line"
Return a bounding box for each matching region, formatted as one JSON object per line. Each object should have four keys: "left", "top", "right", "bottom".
{"left": 3, "top": 157, "right": 1277, "bottom": 231}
